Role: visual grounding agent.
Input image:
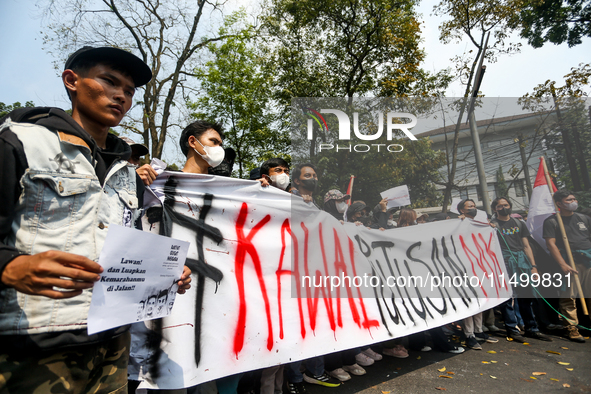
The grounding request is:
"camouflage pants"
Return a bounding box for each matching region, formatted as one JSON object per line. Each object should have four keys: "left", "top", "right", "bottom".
{"left": 0, "top": 331, "right": 130, "bottom": 394}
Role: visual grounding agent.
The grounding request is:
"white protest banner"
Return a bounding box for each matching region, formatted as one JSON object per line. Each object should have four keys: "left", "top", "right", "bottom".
{"left": 129, "top": 174, "right": 510, "bottom": 390}
{"left": 380, "top": 185, "right": 411, "bottom": 208}
{"left": 88, "top": 225, "right": 188, "bottom": 335}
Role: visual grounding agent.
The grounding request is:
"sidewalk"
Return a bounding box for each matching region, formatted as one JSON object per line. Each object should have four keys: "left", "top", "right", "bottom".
{"left": 306, "top": 328, "right": 591, "bottom": 393}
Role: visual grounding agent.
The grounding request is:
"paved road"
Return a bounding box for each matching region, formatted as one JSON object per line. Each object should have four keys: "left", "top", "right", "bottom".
{"left": 305, "top": 327, "right": 591, "bottom": 394}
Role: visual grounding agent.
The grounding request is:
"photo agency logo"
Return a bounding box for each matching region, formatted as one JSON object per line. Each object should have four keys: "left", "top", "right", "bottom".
{"left": 302, "top": 106, "right": 418, "bottom": 153}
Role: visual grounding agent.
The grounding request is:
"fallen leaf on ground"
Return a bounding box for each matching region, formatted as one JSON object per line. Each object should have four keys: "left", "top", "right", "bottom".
{"left": 382, "top": 391, "right": 390, "bottom": 394}
{"left": 491, "top": 361, "right": 498, "bottom": 363}
{"left": 523, "top": 342, "right": 530, "bottom": 345}
{"left": 438, "top": 375, "right": 453, "bottom": 379}
{"left": 529, "top": 377, "right": 537, "bottom": 380}
{"left": 438, "top": 367, "right": 446, "bottom": 372}
{"left": 532, "top": 372, "right": 546, "bottom": 376}
{"left": 482, "top": 361, "right": 490, "bottom": 364}
{"left": 446, "top": 372, "right": 455, "bottom": 375}
{"left": 417, "top": 356, "right": 421, "bottom": 360}
{"left": 557, "top": 362, "right": 570, "bottom": 366}
{"left": 546, "top": 350, "right": 561, "bottom": 355}
{"left": 563, "top": 383, "right": 570, "bottom": 388}
{"left": 506, "top": 337, "right": 513, "bottom": 341}
{"left": 550, "top": 378, "right": 559, "bottom": 382}
{"left": 480, "top": 373, "right": 483, "bottom": 375}
{"left": 490, "top": 375, "right": 497, "bottom": 379}
{"left": 566, "top": 368, "right": 574, "bottom": 371}
{"left": 561, "top": 347, "right": 568, "bottom": 350}
{"left": 435, "top": 387, "right": 447, "bottom": 391}
{"left": 520, "top": 378, "right": 534, "bottom": 383}
{"left": 487, "top": 350, "right": 497, "bottom": 354}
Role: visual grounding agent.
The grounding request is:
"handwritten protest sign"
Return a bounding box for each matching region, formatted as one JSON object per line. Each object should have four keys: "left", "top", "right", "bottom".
{"left": 87, "top": 225, "right": 189, "bottom": 335}
{"left": 128, "top": 174, "right": 510, "bottom": 390}
{"left": 380, "top": 185, "right": 411, "bottom": 208}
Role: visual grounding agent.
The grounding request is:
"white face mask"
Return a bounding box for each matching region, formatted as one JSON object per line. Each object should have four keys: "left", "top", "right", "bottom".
{"left": 336, "top": 201, "right": 348, "bottom": 213}
{"left": 270, "top": 173, "right": 290, "bottom": 190}
{"left": 193, "top": 138, "right": 225, "bottom": 168}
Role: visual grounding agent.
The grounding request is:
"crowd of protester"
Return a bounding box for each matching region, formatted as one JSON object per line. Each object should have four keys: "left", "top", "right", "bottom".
{"left": 1, "top": 45, "right": 589, "bottom": 394}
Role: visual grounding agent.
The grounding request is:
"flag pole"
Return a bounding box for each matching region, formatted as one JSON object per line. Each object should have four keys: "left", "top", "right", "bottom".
{"left": 541, "top": 157, "right": 588, "bottom": 315}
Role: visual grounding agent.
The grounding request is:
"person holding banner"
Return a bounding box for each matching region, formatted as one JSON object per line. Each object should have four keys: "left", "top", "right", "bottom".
{"left": 457, "top": 199, "right": 499, "bottom": 349}
{"left": 291, "top": 163, "right": 320, "bottom": 208}
{"left": 259, "top": 157, "right": 291, "bottom": 191}
{"left": 490, "top": 197, "right": 552, "bottom": 343}
{"left": 543, "top": 190, "right": 591, "bottom": 343}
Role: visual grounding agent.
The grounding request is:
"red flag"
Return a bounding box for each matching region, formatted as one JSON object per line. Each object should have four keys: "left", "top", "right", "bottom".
{"left": 526, "top": 158, "right": 557, "bottom": 251}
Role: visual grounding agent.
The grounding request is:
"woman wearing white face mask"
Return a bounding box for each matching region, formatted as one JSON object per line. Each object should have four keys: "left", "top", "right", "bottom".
{"left": 179, "top": 120, "right": 225, "bottom": 174}
{"left": 323, "top": 189, "right": 351, "bottom": 221}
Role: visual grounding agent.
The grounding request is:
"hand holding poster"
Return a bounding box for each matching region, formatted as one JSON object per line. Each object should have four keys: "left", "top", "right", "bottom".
{"left": 87, "top": 225, "right": 189, "bottom": 335}
{"left": 380, "top": 185, "right": 411, "bottom": 208}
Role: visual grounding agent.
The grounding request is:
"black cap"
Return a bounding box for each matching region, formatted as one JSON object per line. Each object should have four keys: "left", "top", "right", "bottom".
{"left": 120, "top": 136, "right": 149, "bottom": 156}
{"left": 64, "top": 46, "right": 152, "bottom": 87}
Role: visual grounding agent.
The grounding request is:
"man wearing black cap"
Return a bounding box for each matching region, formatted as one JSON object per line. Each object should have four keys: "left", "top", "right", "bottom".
{"left": 0, "top": 46, "right": 190, "bottom": 392}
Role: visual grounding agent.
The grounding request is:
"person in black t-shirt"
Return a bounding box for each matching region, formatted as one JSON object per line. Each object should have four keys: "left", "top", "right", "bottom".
{"left": 491, "top": 197, "right": 552, "bottom": 342}
{"left": 542, "top": 189, "right": 591, "bottom": 343}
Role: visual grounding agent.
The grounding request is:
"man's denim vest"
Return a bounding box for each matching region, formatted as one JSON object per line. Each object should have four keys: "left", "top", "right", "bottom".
{"left": 0, "top": 119, "right": 139, "bottom": 335}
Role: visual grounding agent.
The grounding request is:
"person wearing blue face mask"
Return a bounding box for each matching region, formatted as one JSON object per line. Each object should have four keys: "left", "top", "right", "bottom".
{"left": 543, "top": 189, "right": 591, "bottom": 343}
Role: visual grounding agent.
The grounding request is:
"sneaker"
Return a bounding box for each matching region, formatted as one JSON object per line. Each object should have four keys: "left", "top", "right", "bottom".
{"left": 487, "top": 325, "right": 501, "bottom": 332}
{"left": 545, "top": 323, "right": 562, "bottom": 330}
{"left": 328, "top": 368, "right": 351, "bottom": 382}
{"left": 343, "top": 363, "right": 366, "bottom": 376}
{"left": 303, "top": 371, "right": 341, "bottom": 387}
{"left": 355, "top": 352, "right": 375, "bottom": 366}
{"left": 482, "top": 325, "right": 489, "bottom": 332}
{"left": 382, "top": 346, "right": 409, "bottom": 358}
{"left": 466, "top": 335, "right": 482, "bottom": 350}
{"left": 507, "top": 330, "right": 527, "bottom": 343}
{"left": 420, "top": 346, "right": 432, "bottom": 352}
{"left": 566, "top": 326, "right": 586, "bottom": 343}
{"left": 525, "top": 331, "right": 553, "bottom": 342}
{"left": 475, "top": 332, "right": 498, "bottom": 343}
{"left": 362, "top": 348, "right": 383, "bottom": 361}
{"left": 286, "top": 381, "right": 307, "bottom": 394}
{"left": 448, "top": 346, "right": 465, "bottom": 354}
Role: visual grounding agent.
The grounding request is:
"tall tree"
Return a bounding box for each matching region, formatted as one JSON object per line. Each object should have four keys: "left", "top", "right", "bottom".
{"left": 519, "top": 63, "right": 591, "bottom": 191}
{"left": 510, "top": 0, "right": 591, "bottom": 48}
{"left": 40, "top": 0, "right": 231, "bottom": 160}
{"left": 189, "top": 15, "right": 290, "bottom": 178}
{"left": 262, "top": 0, "right": 441, "bottom": 102}
{"left": 433, "top": 0, "right": 521, "bottom": 211}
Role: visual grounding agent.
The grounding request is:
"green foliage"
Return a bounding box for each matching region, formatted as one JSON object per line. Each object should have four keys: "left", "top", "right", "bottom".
{"left": 510, "top": 0, "right": 591, "bottom": 48}
{"left": 263, "top": 0, "right": 448, "bottom": 103}
{"left": 0, "top": 101, "right": 35, "bottom": 118}
{"left": 519, "top": 64, "right": 591, "bottom": 192}
{"left": 188, "top": 14, "right": 290, "bottom": 178}
{"left": 312, "top": 138, "right": 445, "bottom": 210}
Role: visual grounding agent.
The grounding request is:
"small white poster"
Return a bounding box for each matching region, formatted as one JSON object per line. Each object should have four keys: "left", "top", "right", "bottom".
{"left": 87, "top": 225, "right": 189, "bottom": 335}
{"left": 380, "top": 184, "right": 411, "bottom": 208}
